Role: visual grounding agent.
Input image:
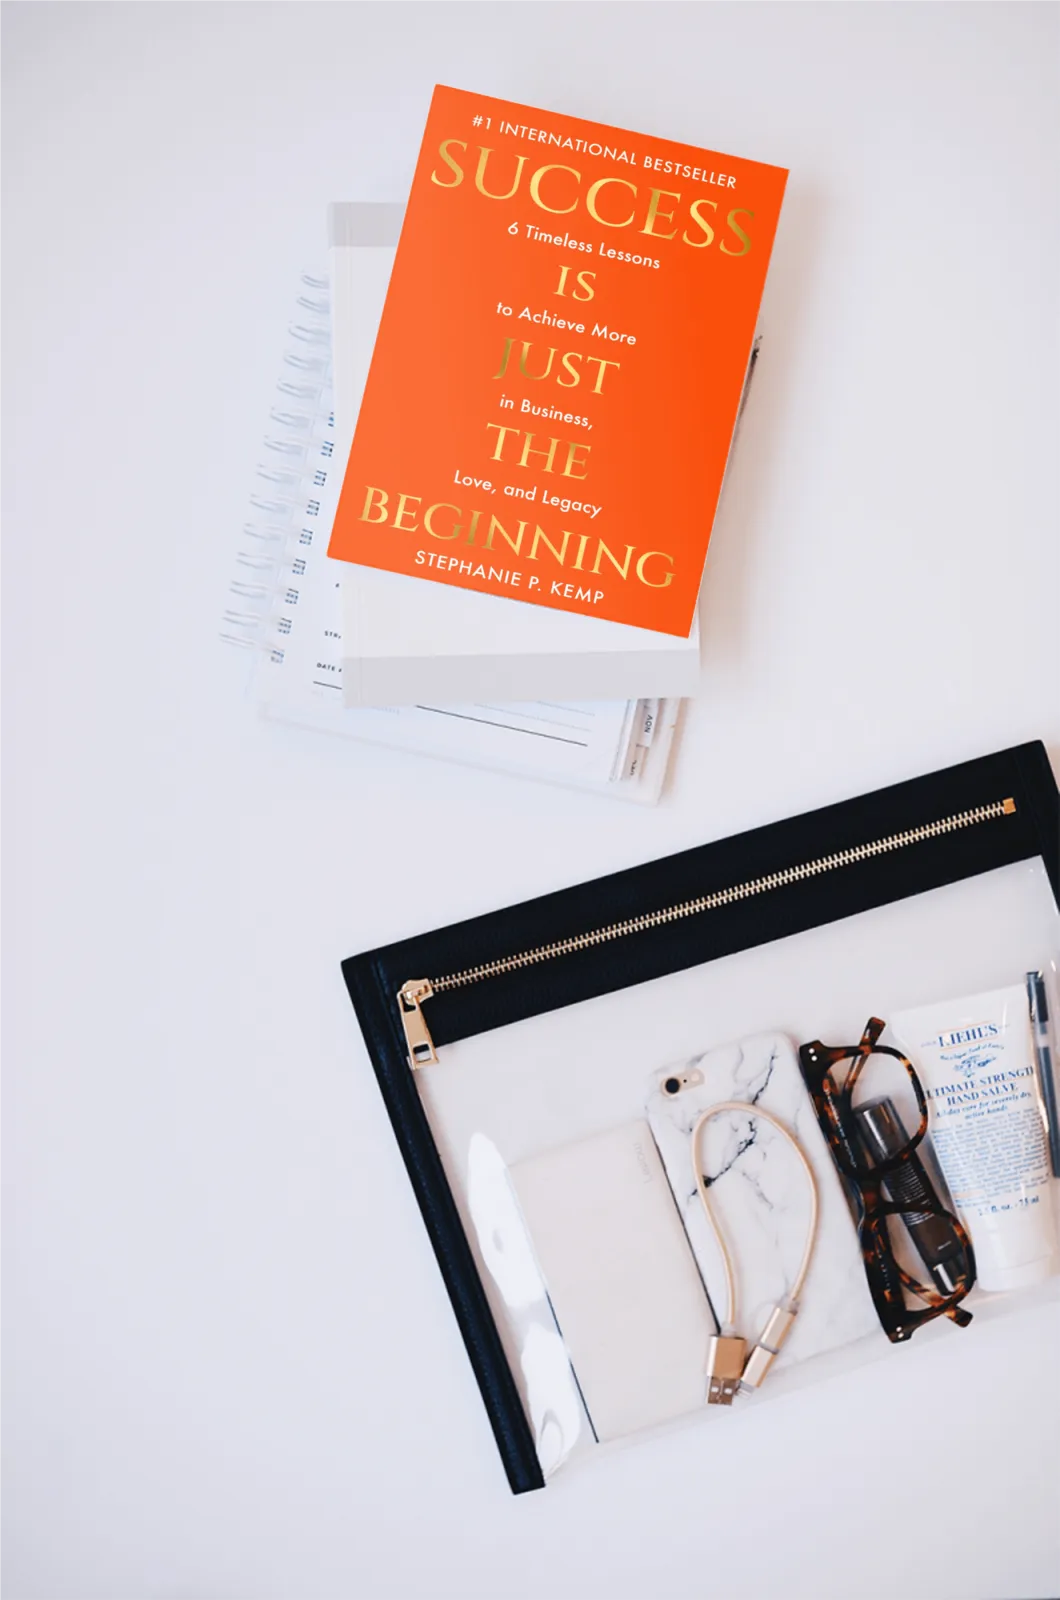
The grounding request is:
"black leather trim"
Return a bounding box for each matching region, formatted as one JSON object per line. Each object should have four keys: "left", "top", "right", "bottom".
{"left": 340, "top": 739, "right": 1058, "bottom": 1495}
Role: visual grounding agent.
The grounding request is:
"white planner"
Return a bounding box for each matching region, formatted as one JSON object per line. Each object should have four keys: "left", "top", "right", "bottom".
{"left": 220, "top": 268, "right": 683, "bottom": 802}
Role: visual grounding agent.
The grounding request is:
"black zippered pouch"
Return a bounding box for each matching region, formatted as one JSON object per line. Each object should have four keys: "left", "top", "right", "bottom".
{"left": 342, "top": 741, "right": 1060, "bottom": 1494}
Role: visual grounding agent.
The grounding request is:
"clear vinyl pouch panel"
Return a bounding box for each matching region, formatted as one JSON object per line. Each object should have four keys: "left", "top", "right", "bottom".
{"left": 410, "top": 858, "right": 1060, "bottom": 1480}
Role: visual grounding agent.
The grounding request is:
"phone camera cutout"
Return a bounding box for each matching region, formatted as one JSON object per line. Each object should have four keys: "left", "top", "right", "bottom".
{"left": 660, "top": 1067, "right": 704, "bottom": 1097}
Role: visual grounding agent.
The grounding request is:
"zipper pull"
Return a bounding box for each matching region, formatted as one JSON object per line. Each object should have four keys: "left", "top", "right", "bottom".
{"left": 398, "top": 979, "right": 437, "bottom": 1068}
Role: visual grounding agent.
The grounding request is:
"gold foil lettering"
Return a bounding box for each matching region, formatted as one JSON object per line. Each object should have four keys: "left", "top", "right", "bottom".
{"left": 591, "top": 538, "right": 634, "bottom": 579}
{"left": 424, "top": 502, "right": 463, "bottom": 540}
{"left": 635, "top": 550, "right": 675, "bottom": 587}
{"left": 518, "top": 433, "right": 562, "bottom": 472}
{"left": 585, "top": 176, "right": 637, "bottom": 228}
{"left": 554, "top": 265, "right": 596, "bottom": 300}
{"left": 720, "top": 208, "right": 753, "bottom": 257}
{"left": 682, "top": 196, "right": 717, "bottom": 248}
{"left": 474, "top": 147, "right": 528, "bottom": 201}
{"left": 586, "top": 356, "right": 620, "bottom": 395}
{"left": 517, "top": 342, "right": 557, "bottom": 381}
{"left": 392, "top": 493, "right": 421, "bottom": 532}
{"left": 528, "top": 163, "right": 580, "bottom": 214}
{"left": 562, "top": 441, "right": 591, "bottom": 479}
{"left": 431, "top": 139, "right": 466, "bottom": 188}
{"left": 359, "top": 485, "right": 390, "bottom": 522}
{"left": 482, "top": 515, "right": 527, "bottom": 555}
{"left": 640, "top": 188, "right": 680, "bottom": 240}
{"left": 528, "top": 525, "right": 574, "bottom": 565}
{"left": 485, "top": 423, "right": 522, "bottom": 461}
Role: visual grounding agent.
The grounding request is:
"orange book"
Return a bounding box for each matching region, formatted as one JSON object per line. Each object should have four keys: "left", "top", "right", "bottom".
{"left": 328, "top": 86, "right": 787, "bottom": 637}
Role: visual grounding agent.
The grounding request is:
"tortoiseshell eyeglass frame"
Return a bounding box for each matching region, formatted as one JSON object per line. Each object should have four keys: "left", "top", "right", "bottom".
{"left": 798, "top": 1017, "right": 976, "bottom": 1343}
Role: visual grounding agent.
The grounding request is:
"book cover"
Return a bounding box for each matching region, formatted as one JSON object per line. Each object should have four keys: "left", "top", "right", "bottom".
{"left": 328, "top": 206, "right": 701, "bottom": 708}
{"left": 328, "top": 85, "right": 787, "bottom": 637}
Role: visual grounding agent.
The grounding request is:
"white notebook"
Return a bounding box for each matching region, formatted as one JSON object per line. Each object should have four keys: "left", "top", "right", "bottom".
{"left": 328, "top": 202, "right": 702, "bottom": 708}
{"left": 220, "top": 270, "right": 682, "bottom": 803}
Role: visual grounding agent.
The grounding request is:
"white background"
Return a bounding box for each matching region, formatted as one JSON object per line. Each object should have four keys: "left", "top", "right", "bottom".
{"left": 3, "top": 4, "right": 1059, "bottom": 1597}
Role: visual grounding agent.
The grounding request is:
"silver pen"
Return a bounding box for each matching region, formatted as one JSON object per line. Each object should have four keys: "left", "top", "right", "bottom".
{"left": 1026, "top": 971, "right": 1060, "bottom": 1177}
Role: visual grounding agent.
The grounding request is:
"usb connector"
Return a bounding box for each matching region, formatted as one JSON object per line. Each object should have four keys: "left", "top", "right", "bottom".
{"left": 741, "top": 1305, "right": 796, "bottom": 1390}
{"left": 706, "top": 1334, "right": 747, "bottom": 1405}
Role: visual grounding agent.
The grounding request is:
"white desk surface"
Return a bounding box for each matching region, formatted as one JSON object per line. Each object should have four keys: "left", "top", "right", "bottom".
{"left": 4, "top": 4, "right": 1058, "bottom": 1597}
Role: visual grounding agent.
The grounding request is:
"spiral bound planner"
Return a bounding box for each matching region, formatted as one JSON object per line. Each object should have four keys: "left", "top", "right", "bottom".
{"left": 221, "top": 269, "right": 682, "bottom": 801}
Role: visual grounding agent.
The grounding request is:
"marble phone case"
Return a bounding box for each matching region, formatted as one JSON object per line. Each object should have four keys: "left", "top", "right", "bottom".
{"left": 646, "top": 1033, "right": 880, "bottom": 1375}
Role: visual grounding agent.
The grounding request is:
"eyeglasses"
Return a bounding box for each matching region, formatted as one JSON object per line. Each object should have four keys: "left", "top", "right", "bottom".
{"left": 798, "top": 1017, "right": 975, "bottom": 1343}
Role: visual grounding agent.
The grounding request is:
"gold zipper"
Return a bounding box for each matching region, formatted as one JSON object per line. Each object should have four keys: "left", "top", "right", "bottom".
{"left": 397, "top": 796, "right": 1016, "bottom": 1068}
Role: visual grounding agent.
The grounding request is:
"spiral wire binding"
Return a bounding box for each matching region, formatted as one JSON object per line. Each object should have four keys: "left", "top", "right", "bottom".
{"left": 220, "top": 268, "right": 668, "bottom": 797}
{"left": 220, "top": 272, "right": 336, "bottom": 663}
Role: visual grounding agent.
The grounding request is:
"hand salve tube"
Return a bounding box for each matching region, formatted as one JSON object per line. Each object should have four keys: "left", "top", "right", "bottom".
{"left": 892, "top": 985, "right": 1057, "bottom": 1292}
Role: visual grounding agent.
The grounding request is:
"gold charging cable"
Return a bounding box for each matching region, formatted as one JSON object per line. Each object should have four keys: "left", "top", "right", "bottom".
{"left": 690, "top": 1101, "right": 819, "bottom": 1404}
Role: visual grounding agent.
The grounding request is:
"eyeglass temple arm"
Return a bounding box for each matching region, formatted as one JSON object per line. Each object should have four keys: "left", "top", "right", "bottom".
{"left": 858, "top": 1017, "right": 887, "bottom": 1053}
